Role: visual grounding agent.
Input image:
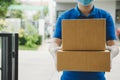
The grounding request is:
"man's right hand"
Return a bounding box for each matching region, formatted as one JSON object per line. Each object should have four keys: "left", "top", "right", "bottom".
{"left": 49, "top": 43, "right": 61, "bottom": 64}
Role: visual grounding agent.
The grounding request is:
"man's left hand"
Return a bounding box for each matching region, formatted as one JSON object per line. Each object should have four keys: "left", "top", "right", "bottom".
{"left": 106, "top": 46, "right": 119, "bottom": 59}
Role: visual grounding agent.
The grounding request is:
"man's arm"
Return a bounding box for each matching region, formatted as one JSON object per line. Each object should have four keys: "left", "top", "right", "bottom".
{"left": 107, "top": 40, "right": 115, "bottom": 46}
{"left": 52, "top": 38, "right": 62, "bottom": 46}
{"left": 106, "top": 40, "right": 119, "bottom": 59}
{"left": 49, "top": 38, "right": 62, "bottom": 63}
{"left": 49, "top": 38, "right": 62, "bottom": 51}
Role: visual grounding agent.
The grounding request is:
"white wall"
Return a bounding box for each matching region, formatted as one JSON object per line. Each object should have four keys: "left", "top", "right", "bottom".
{"left": 55, "top": 3, "right": 76, "bottom": 20}
{"left": 39, "top": 19, "right": 45, "bottom": 44}
{"left": 116, "top": 1, "right": 120, "bottom": 9}
{"left": 56, "top": 3, "right": 77, "bottom": 11}
{"left": 94, "top": 1, "right": 116, "bottom": 22}
{"left": 49, "top": 0, "right": 56, "bottom": 25}
{"left": 54, "top": 0, "right": 77, "bottom": 3}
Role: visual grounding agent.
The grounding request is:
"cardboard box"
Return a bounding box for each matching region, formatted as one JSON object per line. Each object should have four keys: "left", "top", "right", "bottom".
{"left": 57, "top": 50, "right": 110, "bottom": 72}
{"left": 62, "top": 19, "right": 106, "bottom": 51}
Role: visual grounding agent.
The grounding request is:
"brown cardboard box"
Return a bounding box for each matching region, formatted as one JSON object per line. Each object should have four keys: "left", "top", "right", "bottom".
{"left": 57, "top": 50, "right": 110, "bottom": 72}
{"left": 62, "top": 19, "right": 106, "bottom": 51}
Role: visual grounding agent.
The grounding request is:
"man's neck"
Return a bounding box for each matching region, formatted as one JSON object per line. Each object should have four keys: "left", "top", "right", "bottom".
{"left": 78, "top": 3, "right": 93, "bottom": 16}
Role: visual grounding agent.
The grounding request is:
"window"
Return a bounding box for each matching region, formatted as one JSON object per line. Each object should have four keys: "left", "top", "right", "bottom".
{"left": 56, "top": 10, "right": 65, "bottom": 19}
{"left": 116, "top": 9, "right": 120, "bottom": 23}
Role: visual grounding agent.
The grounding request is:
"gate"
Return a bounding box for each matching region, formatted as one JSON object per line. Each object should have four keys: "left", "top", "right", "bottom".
{"left": 0, "top": 33, "right": 18, "bottom": 80}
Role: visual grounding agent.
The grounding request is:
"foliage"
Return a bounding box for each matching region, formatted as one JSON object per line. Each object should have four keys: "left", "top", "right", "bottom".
{"left": 0, "top": 1, "right": 9, "bottom": 18}
{"left": 35, "top": 35, "right": 42, "bottom": 45}
{"left": 0, "top": 19, "right": 6, "bottom": 30}
{"left": 0, "top": 0, "right": 21, "bottom": 18}
{"left": 18, "top": 21, "right": 42, "bottom": 48}
{"left": 25, "top": 21, "right": 38, "bottom": 35}
{"left": 25, "top": 35, "right": 38, "bottom": 48}
{"left": 19, "top": 28, "right": 25, "bottom": 45}
{"left": 33, "top": 6, "right": 48, "bottom": 20}
{"left": 33, "top": 11, "right": 41, "bottom": 21}
{"left": 19, "top": 36, "right": 27, "bottom": 45}
{"left": 43, "top": 6, "right": 48, "bottom": 17}
{"left": 9, "top": 10, "right": 22, "bottom": 18}
{"left": 19, "top": 34, "right": 42, "bottom": 48}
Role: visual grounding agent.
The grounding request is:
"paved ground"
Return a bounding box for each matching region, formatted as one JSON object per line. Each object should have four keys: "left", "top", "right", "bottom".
{"left": 19, "top": 42, "right": 61, "bottom": 80}
{"left": 17, "top": 41, "right": 120, "bottom": 80}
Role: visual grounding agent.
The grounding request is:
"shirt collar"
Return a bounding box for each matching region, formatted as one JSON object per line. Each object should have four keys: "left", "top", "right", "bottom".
{"left": 74, "top": 5, "right": 97, "bottom": 17}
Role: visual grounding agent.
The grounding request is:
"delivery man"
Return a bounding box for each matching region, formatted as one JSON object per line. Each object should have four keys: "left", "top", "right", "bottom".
{"left": 49, "top": 0, "right": 119, "bottom": 80}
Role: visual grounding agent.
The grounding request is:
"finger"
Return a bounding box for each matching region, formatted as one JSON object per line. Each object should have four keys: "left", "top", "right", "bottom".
{"left": 57, "top": 47, "right": 62, "bottom": 50}
{"left": 106, "top": 46, "right": 112, "bottom": 51}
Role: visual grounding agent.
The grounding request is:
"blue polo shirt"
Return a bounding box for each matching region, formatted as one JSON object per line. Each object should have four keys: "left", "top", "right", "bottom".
{"left": 54, "top": 6, "right": 116, "bottom": 80}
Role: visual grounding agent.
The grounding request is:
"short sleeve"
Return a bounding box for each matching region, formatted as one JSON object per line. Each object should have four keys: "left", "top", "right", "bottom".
{"left": 53, "top": 16, "right": 62, "bottom": 39}
{"left": 106, "top": 13, "right": 116, "bottom": 41}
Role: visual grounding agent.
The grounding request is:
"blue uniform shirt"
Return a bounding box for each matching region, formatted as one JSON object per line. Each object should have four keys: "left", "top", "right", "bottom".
{"left": 54, "top": 6, "right": 116, "bottom": 80}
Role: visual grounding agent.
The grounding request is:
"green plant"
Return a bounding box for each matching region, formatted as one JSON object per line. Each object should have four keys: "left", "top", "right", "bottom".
{"left": 24, "top": 34, "right": 42, "bottom": 48}
{"left": 25, "top": 35, "right": 37, "bottom": 48}
{"left": 25, "top": 38, "right": 35, "bottom": 48}
{"left": 33, "top": 6, "right": 48, "bottom": 20}
{"left": 18, "top": 28, "right": 26, "bottom": 45}
{"left": 35, "top": 35, "right": 42, "bottom": 45}
{"left": 9, "top": 10, "right": 22, "bottom": 18}
{"left": 18, "top": 21, "right": 42, "bottom": 48}
{"left": 0, "top": 2, "right": 9, "bottom": 18}
{"left": 43, "top": 6, "right": 48, "bottom": 16}
{"left": 0, "top": 19, "right": 6, "bottom": 30}
{"left": 33, "top": 11, "right": 41, "bottom": 21}
{"left": 19, "top": 36, "right": 26, "bottom": 45}
{"left": 0, "top": 0, "right": 21, "bottom": 18}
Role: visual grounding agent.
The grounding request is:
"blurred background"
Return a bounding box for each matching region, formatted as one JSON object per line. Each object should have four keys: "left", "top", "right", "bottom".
{"left": 0, "top": 0, "right": 120, "bottom": 80}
